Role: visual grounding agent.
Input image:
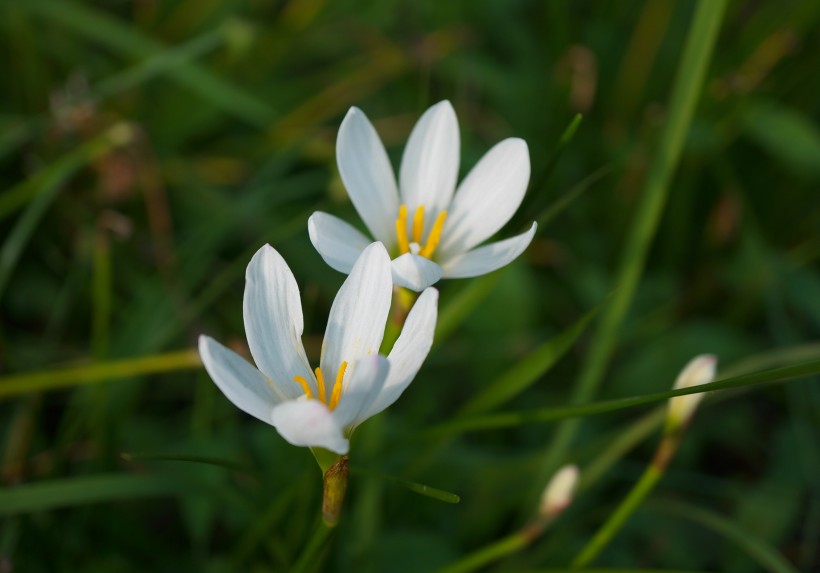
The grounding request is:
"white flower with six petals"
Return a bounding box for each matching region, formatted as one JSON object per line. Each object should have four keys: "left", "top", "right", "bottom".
{"left": 199, "top": 242, "right": 437, "bottom": 455}
{"left": 309, "top": 100, "right": 537, "bottom": 292}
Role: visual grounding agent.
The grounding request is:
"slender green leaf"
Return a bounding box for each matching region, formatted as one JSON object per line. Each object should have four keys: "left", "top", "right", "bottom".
{"left": 23, "top": 0, "right": 274, "bottom": 127}
{"left": 0, "top": 123, "right": 134, "bottom": 299}
{"left": 423, "top": 358, "right": 820, "bottom": 436}
{"left": 436, "top": 273, "right": 502, "bottom": 342}
{"left": 121, "top": 452, "right": 254, "bottom": 474}
{"left": 538, "top": 0, "right": 729, "bottom": 488}
{"left": 0, "top": 349, "right": 201, "bottom": 398}
{"left": 0, "top": 474, "right": 177, "bottom": 515}
{"left": 350, "top": 466, "right": 460, "bottom": 504}
{"left": 459, "top": 304, "right": 600, "bottom": 415}
{"left": 655, "top": 500, "right": 801, "bottom": 573}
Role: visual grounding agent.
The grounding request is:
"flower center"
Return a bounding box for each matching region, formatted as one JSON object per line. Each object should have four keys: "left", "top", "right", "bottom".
{"left": 293, "top": 361, "right": 348, "bottom": 411}
{"left": 395, "top": 204, "right": 447, "bottom": 259}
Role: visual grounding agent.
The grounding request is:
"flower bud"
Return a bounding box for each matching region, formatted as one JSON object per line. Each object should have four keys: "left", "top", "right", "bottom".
{"left": 539, "top": 464, "right": 579, "bottom": 518}
{"left": 666, "top": 354, "right": 717, "bottom": 431}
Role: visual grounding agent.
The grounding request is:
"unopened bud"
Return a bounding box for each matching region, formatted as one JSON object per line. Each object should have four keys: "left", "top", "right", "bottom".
{"left": 539, "top": 464, "right": 579, "bottom": 518}
{"left": 666, "top": 355, "right": 717, "bottom": 431}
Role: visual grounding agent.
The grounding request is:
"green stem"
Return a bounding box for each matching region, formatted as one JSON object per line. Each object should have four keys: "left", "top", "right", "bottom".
{"left": 538, "top": 0, "right": 728, "bottom": 483}
{"left": 435, "top": 531, "right": 531, "bottom": 573}
{"left": 291, "top": 520, "right": 333, "bottom": 573}
{"left": 572, "top": 464, "right": 663, "bottom": 568}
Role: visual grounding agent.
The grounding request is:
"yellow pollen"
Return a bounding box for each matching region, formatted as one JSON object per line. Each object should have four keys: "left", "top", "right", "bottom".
{"left": 292, "top": 375, "right": 313, "bottom": 399}
{"left": 419, "top": 210, "right": 448, "bottom": 258}
{"left": 314, "top": 367, "right": 326, "bottom": 403}
{"left": 412, "top": 205, "right": 425, "bottom": 243}
{"left": 395, "top": 205, "right": 410, "bottom": 254}
{"left": 295, "top": 362, "right": 348, "bottom": 410}
{"left": 395, "top": 204, "right": 449, "bottom": 259}
{"left": 328, "top": 361, "right": 348, "bottom": 411}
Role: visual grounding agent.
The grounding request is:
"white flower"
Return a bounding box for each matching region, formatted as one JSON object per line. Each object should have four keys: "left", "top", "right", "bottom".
{"left": 198, "top": 242, "right": 438, "bottom": 455}
{"left": 308, "top": 100, "right": 537, "bottom": 292}
{"left": 666, "top": 354, "right": 718, "bottom": 430}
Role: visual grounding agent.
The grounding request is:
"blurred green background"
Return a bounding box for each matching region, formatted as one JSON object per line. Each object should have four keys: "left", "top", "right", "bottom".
{"left": 1, "top": 0, "right": 819, "bottom": 571}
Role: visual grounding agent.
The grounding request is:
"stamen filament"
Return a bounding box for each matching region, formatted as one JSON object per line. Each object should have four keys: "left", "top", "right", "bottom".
{"left": 395, "top": 205, "right": 410, "bottom": 254}
{"left": 328, "top": 361, "right": 348, "bottom": 411}
{"left": 419, "top": 210, "right": 448, "bottom": 258}
{"left": 292, "top": 375, "right": 313, "bottom": 399}
{"left": 314, "top": 367, "right": 326, "bottom": 403}
{"left": 412, "top": 205, "right": 425, "bottom": 243}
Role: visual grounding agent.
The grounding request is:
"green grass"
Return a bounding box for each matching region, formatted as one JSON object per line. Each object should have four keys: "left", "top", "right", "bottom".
{"left": 1, "top": 1, "right": 819, "bottom": 571}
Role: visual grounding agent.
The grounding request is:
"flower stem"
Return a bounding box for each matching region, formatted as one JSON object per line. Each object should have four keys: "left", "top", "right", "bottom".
{"left": 571, "top": 434, "right": 680, "bottom": 568}
{"left": 435, "top": 532, "right": 531, "bottom": 573}
{"left": 291, "top": 519, "right": 333, "bottom": 573}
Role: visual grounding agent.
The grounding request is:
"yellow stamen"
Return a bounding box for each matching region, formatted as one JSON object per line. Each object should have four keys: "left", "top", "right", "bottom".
{"left": 292, "top": 375, "right": 313, "bottom": 399}
{"left": 328, "top": 361, "right": 348, "bottom": 411}
{"left": 395, "top": 205, "right": 410, "bottom": 254}
{"left": 412, "top": 205, "right": 425, "bottom": 243}
{"left": 419, "top": 210, "right": 448, "bottom": 258}
{"left": 314, "top": 367, "right": 326, "bottom": 403}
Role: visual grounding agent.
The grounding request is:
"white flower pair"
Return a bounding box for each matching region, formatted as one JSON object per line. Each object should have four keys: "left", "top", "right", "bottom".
{"left": 200, "top": 101, "right": 535, "bottom": 454}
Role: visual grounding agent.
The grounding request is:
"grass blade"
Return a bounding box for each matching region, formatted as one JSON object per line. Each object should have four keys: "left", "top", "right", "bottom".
{"left": 423, "top": 358, "right": 820, "bottom": 436}
{"left": 656, "top": 500, "right": 800, "bottom": 573}
{"left": 0, "top": 123, "right": 134, "bottom": 299}
{"left": 0, "top": 474, "right": 176, "bottom": 515}
{"left": 0, "top": 349, "right": 200, "bottom": 399}
{"left": 459, "top": 303, "right": 600, "bottom": 416}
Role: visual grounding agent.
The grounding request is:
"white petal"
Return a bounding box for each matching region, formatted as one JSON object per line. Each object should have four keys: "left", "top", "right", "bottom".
{"left": 362, "top": 287, "right": 438, "bottom": 420}
{"left": 271, "top": 399, "right": 349, "bottom": 454}
{"left": 332, "top": 354, "right": 390, "bottom": 429}
{"left": 441, "top": 222, "right": 537, "bottom": 279}
{"left": 308, "top": 211, "right": 371, "bottom": 274}
{"left": 668, "top": 354, "right": 718, "bottom": 427}
{"left": 438, "top": 138, "right": 531, "bottom": 258}
{"left": 198, "top": 335, "right": 282, "bottom": 425}
{"left": 337, "top": 107, "right": 400, "bottom": 247}
{"left": 321, "top": 242, "right": 392, "bottom": 381}
{"left": 390, "top": 253, "right": 444, "bottom": 291}
{"left": 399, "top": 101, "right": 460, "bottom": 222}
{"left": 243, "top": 245, "right": 314, "bottom": 399}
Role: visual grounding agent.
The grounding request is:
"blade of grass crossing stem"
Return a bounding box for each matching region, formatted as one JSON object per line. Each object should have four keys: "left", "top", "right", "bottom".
{"left": 459, "top": 304, "right": 600, "bottom": 416}
{"left": 0, "top": 349, "right": 201, "bottom": 398}
{"left": 23, "top": 0, "right": 274, "bottom": 127}
{"left": 0, "top": 123, "right": 134, "bottom": 300}
{"left": 422, "top": 358, "right": 820, "bottom": 436}
{"left": 538, "top": 0, "right": 729, "bottom": 487}
{"left": 0, "top": 474, "right": 177, "bottom": 515}
{"left": 655, "top": 500, "right": 801, "bottom": 573}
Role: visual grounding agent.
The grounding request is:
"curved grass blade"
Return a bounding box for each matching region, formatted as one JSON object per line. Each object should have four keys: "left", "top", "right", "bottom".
{"left": 459, "top": 303, "right": 600, "bottom": 416}
{"left": 0, "top": 474, "right": 176, "bottom": 515}
{"left": 349, "top": 466, "right": 460, "bottom": 504}
{"left": 121, "top": 452, "right": 254, "bottom": 475}
{"left": 0, "top": 349, "right": 200, "bottom": 399}
{"left": 23, "top": 0, "right": 274, "bottom": 127}
{"left": 655, "top": 500, "right": 800, "bottom": 573}
{"left": 423, "top": 358, "right": 820, "bottom": 436}
{"left": 436, "top": 273, "right": 502, "bottom": 342}
{"left": 0, "top": 123, "right": 134, "bottom": 299}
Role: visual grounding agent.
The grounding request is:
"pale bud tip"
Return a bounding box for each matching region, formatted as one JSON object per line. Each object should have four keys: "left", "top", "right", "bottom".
{"left": 667, "top": 354, "right": 718, "bottom": 429}
{"left": 540, "top": 464, "right": 579, "bottom": 517}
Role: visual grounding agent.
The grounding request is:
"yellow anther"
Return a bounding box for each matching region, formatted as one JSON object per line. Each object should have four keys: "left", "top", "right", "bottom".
{"left": 328, "top": 361, "right": 348, "bottom": 411}
{"left": 292, "top": 375, "right": 313, "bottom": 399}
{"left": 314, "top": 367, "right": 326, "bottom": 403}
{"left": 412, "top": 205, "right": 425, "bottom": 243}
{"left": 395, "top": 205, "right": 410, "bottom": 254}
{"left": 419, "top": 210, "right": 448, "bottom": 258}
